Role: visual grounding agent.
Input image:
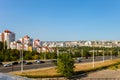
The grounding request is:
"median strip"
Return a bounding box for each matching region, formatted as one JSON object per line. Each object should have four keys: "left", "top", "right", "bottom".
{"left": 9, "top": 59, "right": 120, "bottom": 78}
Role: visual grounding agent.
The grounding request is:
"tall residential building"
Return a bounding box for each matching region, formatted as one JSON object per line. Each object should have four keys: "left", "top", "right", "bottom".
{"left": 18, "top": 35, "right": 33, "bottom": 51}
{"left": 19, "top": 35, "right": 33, "bottom": 46}
{"left": 33, "top": 39, "right": 41, "bottom": 50}
{"left": 0, "top": 32, "right": 3, "bottom": 42}
{"left": 0, "top": 30, "right": 15, "bottom": 49}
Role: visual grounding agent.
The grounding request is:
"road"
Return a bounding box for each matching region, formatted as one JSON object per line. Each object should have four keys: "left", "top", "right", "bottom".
{"left": 76, "top": 56, "right": 120, "bottom": 63}
{"left": 0, "top": 62, "right": 54, "bottom": 73}
{"left": 0, "top": 56, "right": 119, "bottom": 73}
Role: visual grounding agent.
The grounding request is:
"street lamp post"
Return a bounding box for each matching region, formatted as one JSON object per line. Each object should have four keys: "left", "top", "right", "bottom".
{"left": 44, "top": 52, "right": 46, "bottom": 60}
{"left": 118, "top": 47, "right": 119, "bottom": 57}
{"left": 81, "top": 48, "right": 83, "bottom": 59}
{"left": 103, "top": 47, "right": 105, "bottom": 62}
{"left": 21, "top": 43, "right": 24, "bottom": 73}
{"left": 93, "top": 46, "right": 95, "bottom": 68}
{"left": 111, "top": 50, "right": 112, "bottom": 60}
{"left": 21, "top": 49, "right": 23, "bottom": 73}
{"left": 57, "top": 49, "right": 59, "bottom": 57}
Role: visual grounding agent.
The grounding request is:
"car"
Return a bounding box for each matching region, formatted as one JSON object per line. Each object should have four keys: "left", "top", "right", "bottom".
{"left": 76, "top": 58, "right": 82, "bottom": 63}
{"left": 0, "top": 62, "right": 3, "bottom": 66}
{"left": 19, "top": 60, "right": 26, "bottom": 64}
{"left": 12, "top": 62, "right": 18, "bottom": 65}
{"left": 35, "top": 60, "right": 45, "bottom": 63}
{"left": 3, "top": 63, "right": 12, "bottom": 67}
{"left": 25, "top": 62, "right": 32, "bottom": 65}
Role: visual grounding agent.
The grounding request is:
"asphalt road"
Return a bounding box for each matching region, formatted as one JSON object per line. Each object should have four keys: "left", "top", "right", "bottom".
{"left": 0, "top": 56, "right": 120, "bottom": 73}
{"left": 0, "top": 62, "right": 54, "bottom": 73}
{"left": 76, "top": 56, "right": 120, "bottom": 63}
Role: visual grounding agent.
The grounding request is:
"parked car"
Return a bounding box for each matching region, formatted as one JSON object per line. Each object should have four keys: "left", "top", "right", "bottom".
{"left": 3, "top": 63, "right": 12, "bottom": 67}
{"left": 35, "top": 60, "right": 45, "bottom": 63}
{"left": 12, "top": 62, "right": 19, "bottom": 65}
{"left": 76, "top": 58, "right": 82, "bottom": 63}
{"left": 25, "top": 62, "right": 32, "bottom": 65}
{"left": 19, "top": 60, "right": 26, "bottom": 64}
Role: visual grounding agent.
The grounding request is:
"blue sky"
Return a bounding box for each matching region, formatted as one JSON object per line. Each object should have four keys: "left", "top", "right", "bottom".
{"left": 0, "top": 0, "right": 120, "bottom": 41}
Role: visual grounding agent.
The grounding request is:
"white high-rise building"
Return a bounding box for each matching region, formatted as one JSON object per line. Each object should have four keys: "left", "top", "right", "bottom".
{"left": 19, "top": 35, "right": 33, "bottom": 46}
{"left": 0, "top": 30, "right": 15, "bottom": 49}
{"left": 0, "top": 33, "right": 3, "bottom": 41}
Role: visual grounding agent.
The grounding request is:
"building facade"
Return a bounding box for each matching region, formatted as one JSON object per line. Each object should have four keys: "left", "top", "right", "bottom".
{"left": 0, "top": 30, "right": 15, "bottom": 49}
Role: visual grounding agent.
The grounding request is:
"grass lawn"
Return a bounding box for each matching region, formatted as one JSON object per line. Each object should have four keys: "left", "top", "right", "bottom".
{"left": 10, "top": 59, "right": 120, "bottom": 78}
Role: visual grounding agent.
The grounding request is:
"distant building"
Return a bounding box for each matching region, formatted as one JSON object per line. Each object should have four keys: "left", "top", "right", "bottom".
{"left": 33, "top": 39, "right": 41, "bottom": 50}
{"left": 0, "top": 30, "right": 15, "bottom": 49}
{"left": 18, "top": 35, "right": 33, "bottom": 51}
{"left": 19, "top": 35, "right": 33, "bottom": 46}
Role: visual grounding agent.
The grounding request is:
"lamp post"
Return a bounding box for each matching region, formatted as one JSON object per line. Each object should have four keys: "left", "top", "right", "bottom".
{"left": 81, "top": 48, "right": 83, "bottom": 59}
{"left": 111, "top": 50, "right": 112, "bottom": 60}
{"left": 44, "top": 49, "right": 47, "bottom": 60}
{"left": 118, "top": 47, "right": 119, "bottom": 57}
{"left": 92, "top": 46, "right": 95, "bottom": 68}
{"left": 57, "top": 49, "right": 59, "bottom": 57}
{"left": 21, "top": 43, "right": 24, "bottom": 73}
{"left": 21, "top": 49, "right": 23, "bottom": 73}
{"left": 103, "top": 47, "right": 105, "bottom": 62}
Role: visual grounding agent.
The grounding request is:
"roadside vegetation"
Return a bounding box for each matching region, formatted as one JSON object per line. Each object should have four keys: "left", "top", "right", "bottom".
{"left": 108, "top": 63, "right": 120, "bottom": 70}
{"left": 1, "top": 41, "right": 120, "bottom": 78}
{"left": 56, "top": 53, "right": 75, "bottom": 77}
{"left": 0, "top": 41, "right": 120, "bottom": 62}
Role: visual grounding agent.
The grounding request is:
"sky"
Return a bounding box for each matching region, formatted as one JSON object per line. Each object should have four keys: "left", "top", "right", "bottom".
{"left": 0, "top": 0, "right": 120, "bottom": 41}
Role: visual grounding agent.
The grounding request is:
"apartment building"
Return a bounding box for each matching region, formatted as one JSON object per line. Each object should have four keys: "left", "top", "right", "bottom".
{"left": 33, "top": 39, "right": 41, "bottom": 50}
{"left": 0, "top": 30, "right": 15, "bottom": 49}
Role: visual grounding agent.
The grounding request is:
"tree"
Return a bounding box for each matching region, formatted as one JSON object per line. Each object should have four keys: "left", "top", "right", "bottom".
{"left": 0, "top": 42, "right": 3, "bottom": 51}
{"left": 56, "top": 53, "right": 75, "bottom": 77}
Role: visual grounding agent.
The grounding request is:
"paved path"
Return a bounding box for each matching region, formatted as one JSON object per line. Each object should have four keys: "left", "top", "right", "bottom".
{"left": 82, "top": 69, "right": 120, "bottom": 79}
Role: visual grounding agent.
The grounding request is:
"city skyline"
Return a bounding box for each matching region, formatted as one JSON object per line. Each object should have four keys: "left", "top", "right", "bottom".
{"left": 0, "top": 0, "right": 120, "bottom": 41}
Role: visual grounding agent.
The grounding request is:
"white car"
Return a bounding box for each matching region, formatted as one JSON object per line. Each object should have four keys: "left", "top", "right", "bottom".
{"left": 35, "top": 60, "right": 45, "bottom": 63}
{"left": 3, "top": 63, "right": 12, "bottom": 67}
{"left": 76, "top": 58, "right": 82, "bottom": 62}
